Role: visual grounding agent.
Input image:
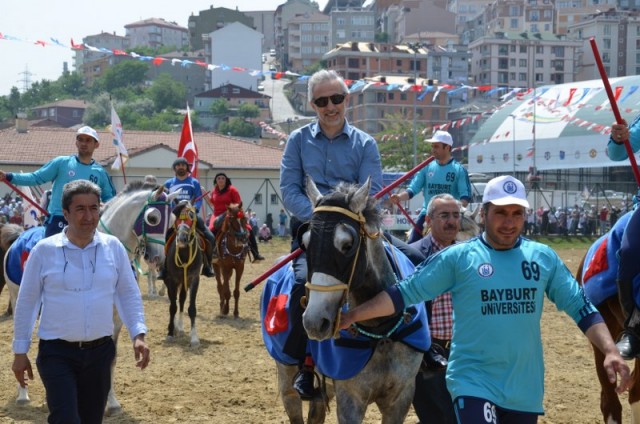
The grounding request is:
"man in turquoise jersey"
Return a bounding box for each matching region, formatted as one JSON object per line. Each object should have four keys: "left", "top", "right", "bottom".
{"left": 390, "top": 130, "right": 471, "bottom": 243}
{"left": 340, "top": 175, "right": 631, "bottom": 423}
{"left": 0, "top": 126, "right": 116, "bottom": 237}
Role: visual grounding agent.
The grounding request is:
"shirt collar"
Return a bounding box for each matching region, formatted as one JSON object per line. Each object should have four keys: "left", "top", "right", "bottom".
{"left": 310, "top": 119, "right": 352, "bottom": 139}
{"left": 60, "top": 227, "right": 99, "bottom": 249}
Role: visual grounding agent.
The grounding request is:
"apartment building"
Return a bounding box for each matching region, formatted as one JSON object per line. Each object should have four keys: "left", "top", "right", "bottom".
{"left": 188, "top": 6, "right": 254, "bottom": 51}
{"left": 328, "top": 7, "right": 376, "bottom": 49}
{"left": 469, "top": 31, "right": 581, "bottom": 88}
{"left": 287, "top": 12, "right": 330, "bottom": 72}
{"left": 125, "top": 18, "right": 188, "bottom": 50}
{"left": 274, "top": 0, "right": 320, "bottom": 69}
{"left": 569, "top": 8, "right": 640, "bottom": 80}
{"left": 73, "top": 32, "right": 128, "bottom": 74}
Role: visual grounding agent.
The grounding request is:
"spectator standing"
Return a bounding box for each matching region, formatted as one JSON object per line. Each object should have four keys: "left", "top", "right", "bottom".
{"left": 11, "top": 180, "right": 150, "bottom": 424}
{"left": 278, "top": 209, "right": 288, "bottom": 237}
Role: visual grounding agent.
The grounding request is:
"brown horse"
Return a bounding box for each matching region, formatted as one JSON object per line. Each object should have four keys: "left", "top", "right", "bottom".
{"left": 577, "top": 210, "right": 640, "bottom": 424}
{"left": 213, "top": 204, "right": 249, "bottom": 318}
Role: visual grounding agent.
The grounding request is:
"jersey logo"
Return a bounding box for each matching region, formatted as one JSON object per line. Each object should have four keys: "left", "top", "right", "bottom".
{"left": 428, "top": 171, "right": 434, "bottom": 178}
{"left": 477, "top": 263, "right": 494, "bottom": 278}
{"left": 68, "top": 170, "right": 76, "bottom": 177}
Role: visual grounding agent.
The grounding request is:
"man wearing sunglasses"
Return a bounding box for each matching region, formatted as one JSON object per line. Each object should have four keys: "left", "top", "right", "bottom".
{"left": 280, "top": 69, "right": 385, "bottom": 399}
{"left": 0, "top": 126, "right": 116, "bottom": 238}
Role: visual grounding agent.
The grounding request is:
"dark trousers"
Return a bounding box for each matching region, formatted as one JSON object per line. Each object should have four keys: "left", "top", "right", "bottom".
{"left": 45, "top": 215, "right": 67, "bottom": 238}
{"left": 283, "top": 217, "right": 308, "bottom": 362}
{"left": 413, "top": 340, "right": 456, "bottom": 424}
{"left": 618, "top": 206, "right": 640, "bottom": 317}
{"left": 37, "top": 338, "right": 115, "bottom": 424}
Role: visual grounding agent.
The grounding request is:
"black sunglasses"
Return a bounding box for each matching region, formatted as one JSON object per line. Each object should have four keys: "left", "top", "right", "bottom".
{"left": 313, "top": 93, "right": 347, "bottom": 108}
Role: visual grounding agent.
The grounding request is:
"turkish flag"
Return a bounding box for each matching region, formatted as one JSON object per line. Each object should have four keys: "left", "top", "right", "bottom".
{"left": 177, "top": 105, "right": 198, "bottom": 178}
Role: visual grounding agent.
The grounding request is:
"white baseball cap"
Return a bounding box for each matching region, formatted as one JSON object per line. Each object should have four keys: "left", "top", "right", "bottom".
{"left": 425, "top": 130, "right": 453, "bottom": 146}
{"left": 76, "top": 126, "right": 99, "bottom": 142}
{"left": 482, "top": 175, "right": 530, "bottom": 208}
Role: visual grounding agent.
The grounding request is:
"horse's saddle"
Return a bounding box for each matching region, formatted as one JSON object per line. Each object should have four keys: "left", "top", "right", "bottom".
{"left": 261, "top": 242, "right": 430, "bottom": 380}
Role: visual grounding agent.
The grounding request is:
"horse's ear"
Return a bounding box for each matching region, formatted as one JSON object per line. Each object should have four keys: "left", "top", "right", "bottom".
{"left": 306, "top": 175, "right": 322, "bottom": 205}
{"left": 349, "top": 177, "right": 371, "bottom": 214}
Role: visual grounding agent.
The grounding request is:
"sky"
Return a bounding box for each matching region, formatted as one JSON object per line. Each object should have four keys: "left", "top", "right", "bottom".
{"left": 0, "top": 0, "right": 331, "bottom": 97}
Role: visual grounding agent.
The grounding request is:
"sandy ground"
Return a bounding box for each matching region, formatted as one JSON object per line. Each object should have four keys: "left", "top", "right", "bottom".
{"left": 0, "top": 237, "right": 629, "bottom": 423}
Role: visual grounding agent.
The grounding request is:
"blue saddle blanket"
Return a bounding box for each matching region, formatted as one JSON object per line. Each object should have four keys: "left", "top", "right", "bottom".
{"left": 261, "top": 242, "right": 430, "bottom": 380}
{"left": 582, "top": 211, "right": 630, "bottom": 306}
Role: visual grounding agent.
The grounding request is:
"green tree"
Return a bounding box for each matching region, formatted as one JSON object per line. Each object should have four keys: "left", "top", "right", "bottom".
{"left": 82, "top": 93, "right": 111, "bottom": 128}
{"left": 102, "top": 60, "right": 149, "bottom": 93}
{"left": 149, "top": 73, "right": 186, "bottom": 112}
{"left": 375, "top": 113, "right": 430, "bottom": 171}
{"left": 219, "top": 117, "right": 258, "bottom": 137}
{"left": 57, "top": 71, "right": 86, "bottom": 97}
{"left": 238, "top": 102, "right": 259, "bottom": 119}
{"left": 210, "top": 98, "right": 230, "bottom": 117}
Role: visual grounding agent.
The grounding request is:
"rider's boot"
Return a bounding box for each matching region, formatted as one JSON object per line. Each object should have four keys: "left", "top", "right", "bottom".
{"left": 292, "top": 355, "right": 317, "bottom": 400}
{"left": 616, "top": 278, "right": 640, "bottom": 359}
{"left": 201, "top": 230, "right": 217, "bottom": 277}
{"left": 157, "top": 261, "right": 167, "bottom": 281}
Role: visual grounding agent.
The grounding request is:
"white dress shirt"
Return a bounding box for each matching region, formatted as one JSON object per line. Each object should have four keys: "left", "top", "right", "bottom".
{"left": 13, "top": 229, "right": 147, "bottom": 354}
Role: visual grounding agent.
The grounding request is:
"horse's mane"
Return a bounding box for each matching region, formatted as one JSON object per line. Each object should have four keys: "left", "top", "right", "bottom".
{"left": 327, "top": 182, "right": 382, "bottom": 229}
{"left": 102, "top": 180, "right": 158, "bottom": 214}
{"left": 0, "top": 223, "right": 23, "bottom": 251}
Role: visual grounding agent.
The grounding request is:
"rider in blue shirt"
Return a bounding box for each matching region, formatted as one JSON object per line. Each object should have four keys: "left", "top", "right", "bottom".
{"left": 608, "top": 119, "right": 640, "bottom": 358}
{"left": 340, "top": 175, "right": 630, "bottom": 423}
{"left": 390, "top": 130, "right": 471, "bottom": 244}
{"left": 160, "top": 157, "right": 216, "bottom": 278}
{"left": 0, "top": 126, "right": 116, "bottom": 237}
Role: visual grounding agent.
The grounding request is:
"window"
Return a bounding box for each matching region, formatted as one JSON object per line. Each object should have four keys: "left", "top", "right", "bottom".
{"left": 270, "top": 194, "right": 278, "bottom": 205}
{"left": 510, "top": 5, "right": 520, "bottom": 16}
{"left": 510, "top": 18, "right": 519, "bottom": 29}
{"left": 535, "top": 59, "right": 543, "bottom": 68}
{"left": 232, "top": 88, "right": 240, "bottom": 94}
{"left": 519, "top": 59, "right": 527, "bottom": 67}
{"left": 604, "top": 38, "right": 611, "bottom": 49}
{"left": 520, "top": 45, "right": 527, "bottom": 53}
{"left": 510, "top": 58, "right": 516, "bottom": 66}
{"left": 302, "top": 23, "right": 312, "bottom": 31}
{"left": 400, "top": 93, "right": 407, "bottom": 101}
{"left": 337, "top": 30, "right": 346, "bottom": 39}
{"left": 336, "top": 17, "right": 345, "bottom": 25}
{"left": 519, "top": 72, "right": 527, "bottom": 81}
{"left": 254, "top": 193, "right": 263, "bottom": 205}
{"left": 536, "top": 46, "right": 544, "bottom": 54}
{"left": 604, "top": 25, "right": 611, "bottom": 36}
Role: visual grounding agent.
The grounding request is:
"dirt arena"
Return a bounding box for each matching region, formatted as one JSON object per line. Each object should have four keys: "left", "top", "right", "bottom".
{"left": 0, "top": 237, "right": 629, "bottom": 423}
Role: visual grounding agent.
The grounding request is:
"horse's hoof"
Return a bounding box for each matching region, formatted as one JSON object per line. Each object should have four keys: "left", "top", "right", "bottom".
{"left": 15, "top": 398, "right": 30, "bottom": 406}
{"left": 166, "top": 335, "right": 174, "bottom": 342}
{"left": 190, "top": 340, "right": 201, "bottom": 348}
{"left": 104, "top": 405, "right": 122, "bottom": 417}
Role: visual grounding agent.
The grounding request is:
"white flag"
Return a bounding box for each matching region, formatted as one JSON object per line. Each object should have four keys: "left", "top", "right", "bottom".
{"left": 22, "top": 186, "right": 43, "bottom": 228}
{"left": 110, "top": 104, "right": 129, "bottom": 170}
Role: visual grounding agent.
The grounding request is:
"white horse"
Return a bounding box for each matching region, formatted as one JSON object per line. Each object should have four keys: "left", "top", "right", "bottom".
{"left": 3, "top": 181, "right": 177, "bottom": 415}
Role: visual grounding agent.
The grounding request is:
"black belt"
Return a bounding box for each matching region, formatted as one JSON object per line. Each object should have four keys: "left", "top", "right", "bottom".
{"left": 42, "top": 336, "right": 112, "bottom": 350}
{"left": 432, "top": 338, "right": 451, "bottom": 349}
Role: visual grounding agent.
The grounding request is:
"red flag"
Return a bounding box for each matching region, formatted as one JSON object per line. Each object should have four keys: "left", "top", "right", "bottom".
{"left": 178, "top": 105, "right": 198, "bottom": 178}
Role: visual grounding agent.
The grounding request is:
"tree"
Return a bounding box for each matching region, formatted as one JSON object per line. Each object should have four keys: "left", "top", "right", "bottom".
{"left": 375, "top": 113, "right": 430, "bottom": 171}
{"left": 149, "top": 73, "right": 186, "bottom": 112}
{"left": 210, "top": 98, "right": 230, "bottom": 117}
{"left": 238, "top": 102, "right": 259, "bottom": 119}
{"left": 219, "top": 117, "right": 258, "bottom": 137}
{"left": 82, "top": 93, "right": 111, "bottom": 128}
{"left": 102, "top": 61, "right": 149, "bottom": 93}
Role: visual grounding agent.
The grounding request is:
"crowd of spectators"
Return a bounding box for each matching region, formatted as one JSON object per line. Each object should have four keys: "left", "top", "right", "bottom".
{"left": 523, "top": 203, "right": 624, "bottom": 237}
{"left": 0, "top": 194, "right": 25, "bottom": 226}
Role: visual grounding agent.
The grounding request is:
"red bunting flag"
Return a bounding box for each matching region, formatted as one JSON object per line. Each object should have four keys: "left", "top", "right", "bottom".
{"left": 177, "top": 105, "right": 198, "bottom": 179}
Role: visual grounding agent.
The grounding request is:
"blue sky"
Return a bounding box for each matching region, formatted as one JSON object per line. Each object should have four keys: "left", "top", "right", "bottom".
{"left": 0, "top": 0, "right": 332, "bottom": 97}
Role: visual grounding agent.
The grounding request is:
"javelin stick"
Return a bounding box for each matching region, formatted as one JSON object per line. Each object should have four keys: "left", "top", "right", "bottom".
{"left": 244, "top": 155, "right": 437, "bottom": 292}
{"left": 2, "top": 180, "right": 49, "bottom": 217}
{"left": 394, "top": 202, "right": 422, "bottom": 236}
{"left": 590, "top": 38, "right": 640, "bottom": 187}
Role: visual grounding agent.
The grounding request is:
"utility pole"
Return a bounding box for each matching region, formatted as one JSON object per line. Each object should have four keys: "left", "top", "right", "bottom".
{"left": 17, "top": 65, "right": 34, "bottom": 93}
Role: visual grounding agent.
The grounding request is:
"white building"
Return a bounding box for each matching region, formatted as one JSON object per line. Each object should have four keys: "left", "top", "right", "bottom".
{"left": 208, "top": 22, "right": 263, "bottom": 91}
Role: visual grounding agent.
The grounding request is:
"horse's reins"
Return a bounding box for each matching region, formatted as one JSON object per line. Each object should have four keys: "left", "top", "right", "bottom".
{"left": 173, "top": 205, "right": 202, "bottom": 291}
{"left": 218, "top": 212, "right": 248, "bottom": 261}
{"left": 302, "top": 205, "right": 380, "bottom": 338}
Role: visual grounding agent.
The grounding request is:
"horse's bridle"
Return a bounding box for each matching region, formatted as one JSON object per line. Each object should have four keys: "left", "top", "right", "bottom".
{"left": 99, "top": 191, "right": 171, "bottom": 259}
{"left": 218, "top": 210, "right": 249, "bottom": 261}
{"left": 302, "top": 205, "right": 380, "bottom": 338}
{"left": 173, "top": 203, "right": 202, "bottom": 291}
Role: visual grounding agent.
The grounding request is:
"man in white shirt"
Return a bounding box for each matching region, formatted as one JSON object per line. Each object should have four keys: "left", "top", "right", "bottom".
{"left": 11, "top": 180, "right": 150, "bottom": 424}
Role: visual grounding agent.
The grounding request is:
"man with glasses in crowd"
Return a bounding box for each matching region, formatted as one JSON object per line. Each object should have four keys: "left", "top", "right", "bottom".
{"left": 0, "top": 126, "right": 116, "bottom": 237}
